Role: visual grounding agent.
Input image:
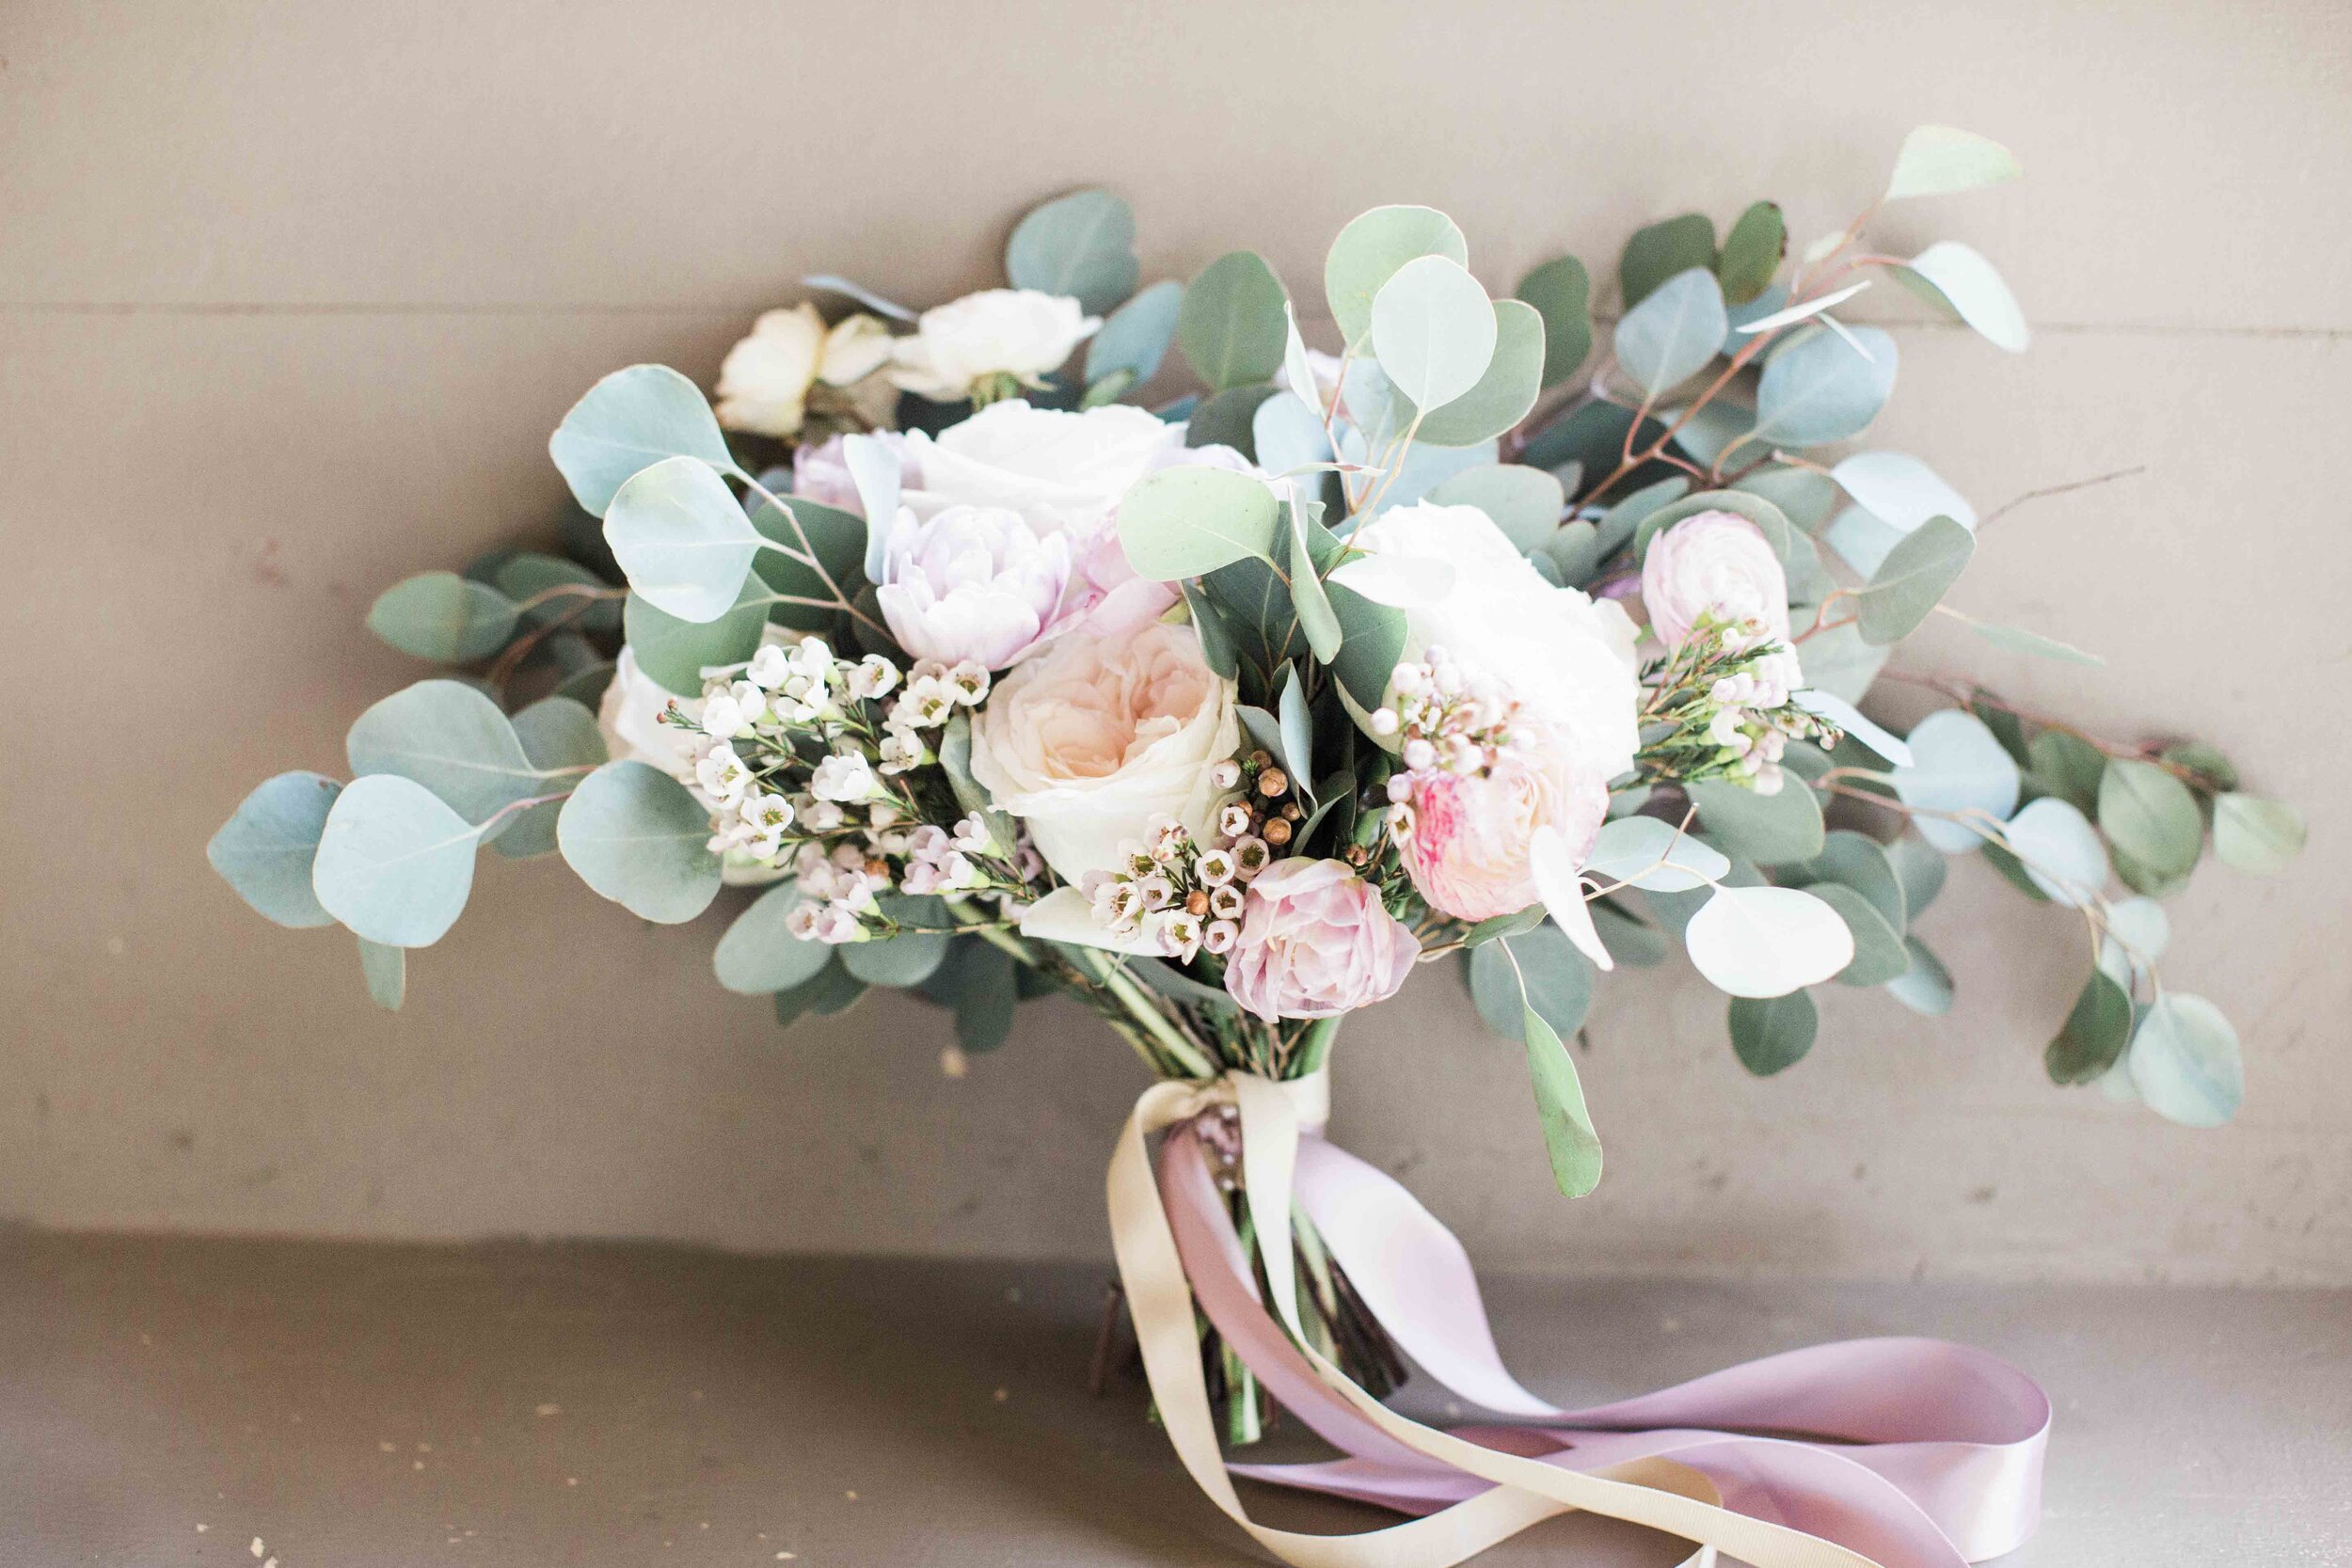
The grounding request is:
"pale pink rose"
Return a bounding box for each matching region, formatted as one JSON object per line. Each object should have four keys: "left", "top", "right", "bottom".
{"left": 1399, "top": 742, "right": 1609, "bottom": 923}
{"left": 1640, "top": 511, "right": 1790, "bottom": 650}
{"left": 791, "top": 431, "right": 919, "bottom": 516}
{"left": 1223, "top": 859, "right": 1421, "bottom": 1022}
{"left": 967, "top": 622, "right": 1238, "bottom": 881}
{"left": 875, "top": 503, "right": 1073, "bottom": 670}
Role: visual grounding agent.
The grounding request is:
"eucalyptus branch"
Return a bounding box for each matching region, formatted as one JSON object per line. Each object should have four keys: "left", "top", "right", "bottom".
{"left": 736, "top": 470, "right": 888, "bottom": 637}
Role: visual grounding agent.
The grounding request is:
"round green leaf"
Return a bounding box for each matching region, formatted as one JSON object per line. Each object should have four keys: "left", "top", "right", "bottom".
{"left": 1893, "top": 242, "right": 2029, "bottom": 353}
{"left": 2211, "top": 794, "right": 2305, "bottom": 876}
{"left": 1618, "top": 214, "right": 1715, "bottom": 309}
{"left": 1425, "top": 464, "right": 1564, "bottom": 552}
{"left": 2129, "top": 993, "right": 2243, "bottom": 1128}
{"left": 488, "top": 553, "right": 623, "bottom": 634}
{"left": 1468, "top": 926, "right": 1593, "bottom": 1042}
{"left": 1794, "top": 829, "right": 1906, "bottom": 933}
{"left": 2045, "top": 970, "right": 2132, "bottom": 1085}
{"left": 557, "top": 760, "right": 722, "bottom": 925}
{"left": 1884, "top": 124, "right": 2023, "bottom": 201}
{"left": 1750, "top": 325, "right": 1898, "bottom": 449}
{"left": 1884, "top": 937, "right": 1954, "bottom": 1016}
{"left": 2099, "top": 759, "right": 2203, "bottom": 879}
{"left": 1800, "top": 881, "right": 1908, "bottom": 986}
{"left": 357, "top": 937, "right": 406, "bottom": 1011}
{"left": 1004, "top": 187, "right": 1137, "bottom": 316}
{"left": 1585, "top": 816, "right": 1732, "bottom": 892}
{"left": 1727, "top": 988, "right": 1816, "bottom": 1075}
{"left": 2026, "top": 730, "right": 2106, "bottom": 815}
{"left": 495, "top": 697, "right": 607, "bottom": 860}
{"left": 367, "top": 573, "right": 518, "bottom": 663}
{"left": 2002, "top": 797, "right": 2110, "bottom": 907}
{"left": 603, "top": 454, "right": 765, "bottom": 624}
{"left": 1179, "top": 251, "right": 1288, "bottom": 391}
{"left": 1086, "top": 279, "right": 1184, "bottom": 389}
{"left": 1832, "top": 451, "right": 1978, "bottom": 531}
{"left": 713, "top": 880, "right": 832, "bottom": 994}
{"left": 1370, "top": 255, "right": 1497, "bottom": 413}
{"left": 1685, "top": 884, "right": 1853, "bottom": 998}
{"left": 1715, "top": 201, "right": 1786, "bottom": 307}
{"left": 345, "top": 678, "right": 541, "bottom": 840}
{"left": 1885, "top": 830, "right": 1948, "bottom": 918}
{"left": 1414, "top": 299, "right": 1544, "bottom": 447}
{"left": 1731, "top": 465, "right": 1839, "bottom": 531}
{"left": 1116, "top": 465, "right": 1279, "bottom": 578}
{"left": 623, "top": 581, "right": 770, "bottom": 698}
{"left": 1613, "top": 267, "right": 1727, "bottom": 404}
{"left": 841, "top": 930, "right": 950, "bottom": 988}
{"left": 1514, "top": 256, "right": 1591, "bottom": 387}
{"left": 1685, "top": 776, "right": 1826, "bottom": 865}
{"left": 208, "top": 771, "right": 344, "bottom": 928}
{"left": 1892, "top": 709, "right": 2019, "bottom": 853}
{"left": 1326, "top": 206, "right": 1468, "bottom": 350}
{"left": 1857, "top": 515, "right": 1974, "bottom": 646}
{"left": 549, "top": 363, "right": 734, "bottom": 517}
{"left": 311, "top": 774, "right": 480, "bottom": 947}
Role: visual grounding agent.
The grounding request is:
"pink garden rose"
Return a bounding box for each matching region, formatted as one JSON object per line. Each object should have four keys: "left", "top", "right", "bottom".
{"left": 874, "top": 503, "right": 1073, "bottom": 670}
{"left": 1399, "top": 743, "right": 1610, "bottom": 924}
{"left": 1223, "top": 859, "right": 1421, "bottom": 1023}
{"left": 1640, "top": 511, "right": 1790, "bottom": 650}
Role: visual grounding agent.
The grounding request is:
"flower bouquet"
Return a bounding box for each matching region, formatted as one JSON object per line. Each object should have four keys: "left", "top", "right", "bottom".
{"left": 208, "top": 125, "right": 2302, "bottom": 1567}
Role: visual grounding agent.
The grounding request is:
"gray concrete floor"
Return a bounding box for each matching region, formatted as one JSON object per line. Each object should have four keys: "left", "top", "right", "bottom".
{"left": 2, "top": 1234, "right": 2344, "bottom": 1565}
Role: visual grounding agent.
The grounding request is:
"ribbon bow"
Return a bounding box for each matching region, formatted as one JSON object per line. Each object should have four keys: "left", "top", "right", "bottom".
{"left": 1108, "top": 1069, "right": 2050, "bottom": 1568}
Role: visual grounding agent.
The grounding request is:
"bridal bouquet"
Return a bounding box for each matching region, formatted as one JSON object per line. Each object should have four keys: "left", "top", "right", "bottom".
{"left": 209, "top": 126, "right": 2299, "bottom": 1567}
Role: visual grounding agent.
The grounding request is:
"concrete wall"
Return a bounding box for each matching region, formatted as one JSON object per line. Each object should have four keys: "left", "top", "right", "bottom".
{"left": 5, "top": 0, "right": 2346, "bottom": 1283}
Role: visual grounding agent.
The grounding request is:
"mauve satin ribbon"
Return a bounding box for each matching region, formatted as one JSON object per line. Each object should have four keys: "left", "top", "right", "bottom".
{"left": 1157, "top": 1125, "right": 2049, "bottom": 1568}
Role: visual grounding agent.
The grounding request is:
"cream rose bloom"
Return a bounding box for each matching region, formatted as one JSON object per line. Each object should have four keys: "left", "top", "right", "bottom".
{"left": 967, "top": 622, "right": 1240, "bottom": 882}
{"left": 889, "top": 290, "right": 1101, "bottom": 403}
{"left": 1640, "top": 511, "right": 1790, "bottom": 649}
{"left": 1350, "top": 501, "right": 1642, "bottom": 784}
{"left": 903, "top": 399, "right": 1181, "bottom": 535}
{"left": 714, "top": 304, "right": 895, "bottom": 437}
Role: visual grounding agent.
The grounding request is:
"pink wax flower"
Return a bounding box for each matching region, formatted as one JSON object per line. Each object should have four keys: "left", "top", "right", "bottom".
{"left": 1222, "top": 859, "right": 1421, "bottom": 1023}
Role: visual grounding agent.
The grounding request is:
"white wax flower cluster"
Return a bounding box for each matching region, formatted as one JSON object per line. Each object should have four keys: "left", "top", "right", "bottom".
{"left": 1078, "top": 796, "right": 1273, "bottom": 962}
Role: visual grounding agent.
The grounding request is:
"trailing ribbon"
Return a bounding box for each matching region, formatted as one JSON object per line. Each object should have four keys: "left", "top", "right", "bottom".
{"left": 1107, "top": 1069, "right": 2050, "bottom": 1568}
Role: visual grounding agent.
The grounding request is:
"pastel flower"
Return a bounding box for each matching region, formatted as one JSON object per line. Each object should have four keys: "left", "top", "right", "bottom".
{"left": 889, "top": 291, "right": 1101, "bottom": 403}
{"left": 875, "top": 503, "right": 1073, "bottom": 670}
{"left": 901, "top": 400, "right": 1181, "bottom": 537}
{"left": 1397, "top": 740, "right": 1609, "bottom": 924}
{"left": 1640, "top": 511, "right": 1791, "bottom": 650}
{"left": 967, "top": 622, "right": 1239, "bottom": 883}
{"left": 714, "top": 306, "right": 898, "bottom": 438}
{"left": 793, "top": 431, "right": 919, "bottom": 515}
{"left": 1222, "top": 859, "right": 1421, "bottom": 1023}
{"left": 810, "top": 752, "right": 880, "bottom": 802}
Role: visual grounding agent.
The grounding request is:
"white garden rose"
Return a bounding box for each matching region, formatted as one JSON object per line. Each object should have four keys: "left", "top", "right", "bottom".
{"left": 889, "top": 290, "right": 1101, "bottom": 403}
{"left": 967, "top": 621, "right": 1240, "bottom": 882}
{"left": 714, "top": 304, "right": 895, "bottom": 437}
{"left": 902, "top": 399, "right": 1181, "bottom": 536}
{"left": 1350, "top": 501, "right": 1643, "bottom": 784}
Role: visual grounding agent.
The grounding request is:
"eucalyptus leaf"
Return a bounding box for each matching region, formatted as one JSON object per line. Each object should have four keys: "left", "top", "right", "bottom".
{"left": 1885, "top": 125, "right": 2023, "bottom": 201}
{"left": 1180, "top": 251, "right": 1289, "bottom": 391}
{"left": 495, "top": 696, "right": 607, "bottom": 860}
{"left": 1893, "top": 709, "right": 2020, "bottom": 852}
{"left": 1117, "top": 466, "right": 1279, "bottom": 578}
{"left": 1179, "top": 581, "right": 1241, "bottom": 679}
{"left": 842, "top": 928, "right": 950, "bottom": 988}
{"left": 1715, "top": 201, "right": 1786, "bottom": 306}
{"left": 2045, "top": 969, "right": 2133, "bottom": 1085}
{"left": 367, "top": 572, "right": 519, "bottom": 663}
{"left": 1796, "top": 621, "right": 1889, "bottom": 706}
{"left": 1857, "top": 515, "right": 1974, "bottom": 644}
{"left": 1884, "top": 937, "right": 1955, "bottom": 1016}
{"left": 346, "top": 679, "right": 542, "bottom": 834}
{"left": 1885, "top": 831, "right": 1947, "bottom": 917}
{"left": 557, "top": 760, "right": 723, "bottom": 925}
{"left": 208, "top": 771, "right": 345, "bottom": 928}
{"left": 1685, "top": 776, "right": 1826, "bottom": 864}
{"left": 2211, "top": 794, "right": 2304, "bottom": 875}
{"left": 1619, "top": 214, "right": 1715, "bottom": 309}
{"left": 1727, "top": 989, "right": 1815, "bottom": 1075}
{"left": 1125, "top": 955, "right": 1238, "bottom": 1014}
{"left": 357, "top": 936, "right": 406, "bottom": 1011}
{"left": 1585, "top": 816, "right": 1732, "bottom": 892}
{"left": 949, "top": 943, "right": 1021, "bottom": 1053}
{"left": 2129, "top": 993, "right": 2242, "bottom": 1127}
{"left": 1325, "top": 206, "right": 1469, "bottom": 349}
{"left": 624, "top": 580, "right": 771, "bottom": 698}
{"left": 1731, "top": 465, "right": 1838, "bottom": 531}
{"left": 1684, "top": 884, "right": 1854, "bottom": 998}
{"left": 2002, "top": 797, "right": 2110, "bottom": 906}
{"left": 1515, "top": 256, "right": 1592, "bottom": 386}
{"left": 1801, "top": 881, "right": 1909, "bottom": 986}
{"left": 1519, "top": 990, "right": 1602, "bottom": 1198}
{"left": 1185, "top": 385, "right": 1280, "bottom": 458}
{"left": 1286, "top": 501, "right": 1343, "bottom": 663}
{"left": 490, "top": 553, "right": 622, "bottom": 634}
{"left": 713, "top": 879, "right": 832, "bottom": 994}
{"left": 1004, "top": 187, "right": 1138, "bottom": 316}
{"left": 773, "top": 958, "right": 866, "bottom": 1024}
{"left": 1750, "top": 325, "right": 1898, "bottom": 449}
{"left": 1087, "top": 279, "right": 1184, "bottom": 390}
{"left": 2026, "top": 730, "right": 2106, "bottom": 815}
{"left": 310, "top": 773, "right": 481, "bottom": 947}
{"left": 1370, "top": 255, "right": 1497, "bottom": 412}
{"left": 1592, "top": 477, "right": 1689, "bottom": 561}
{"left": 1893, "top": 242, "right": 2029, "bottom": 353}
{"left": 2099, "top": 759, "right": 2203, "bottom": 879}
{"left": 1327, "top": 578, "right": 1408, "bottom": 712}
{"left": 938, "top": 714, "right": 1016, "bottom": 846}
{"left": 750, "top": 492, "right": 866, "bottom": 632}
{"left": 1590, "top": 899, "right": 1669, "bottom": 967}
{"left": 1469, "top": 926, "right": 1593, "bottom": 1043}
{"left": 603, "top": 455, "right": 766, "bottom": 624}
{"left": 1793, "top": 829, "right": 1906, "bottom": 933}
{"left": 1969, "top": 620, "right": 2103, "bottom": 667}
{"left": 1832, "top": 451, "right": 1978, "bottom": 531}
{"left": 1614, "top": 267, "right": 1728, "bottom": 404}
{"left": 549, "top": 364, "right": 735, "bottom": 517}
{"left": 1426, "top": 465, "right": 1564, "bottom": 552}
{"left": 1414, "top": 298, "right": 1544, "bottom": 447}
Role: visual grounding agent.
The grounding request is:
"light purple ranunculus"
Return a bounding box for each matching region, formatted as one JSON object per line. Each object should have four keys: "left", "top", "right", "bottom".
{"left": 874, "top": 503, "right": 1073, "bottom": 671}
{"left": 1640, "top": 511, "right": 1790, "bottom": 650}
{"left": 1223, "top": 859, "right": 1421, "bottom": 1023}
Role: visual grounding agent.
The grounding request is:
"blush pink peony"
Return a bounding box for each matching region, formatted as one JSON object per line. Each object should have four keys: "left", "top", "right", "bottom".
{"left": 1222, "top": 859, "right": 1422, "bottom": 1023}
{"left": 874, "top": 503, "right": 1073, "bottom": 670}
{"left": 1399, "top": 744, "right": 1610, "bottom": 924}
{"left": 1640, "top": 511, "right": 1790, "bottom": 650}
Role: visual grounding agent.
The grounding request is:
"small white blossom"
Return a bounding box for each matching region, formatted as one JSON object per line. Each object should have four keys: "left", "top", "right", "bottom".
{"left": 1161, "top": 911, "right": 1205, "bottom": 962}
{"left": 951, "top": 814, "right": 993, "bottom": 855}
{"left": 747, "top": 642, "right": 795, "bottom": 690}
{"left": 847, "top": 654, "right": 901, "bottom": 701}
{"left": 1209, "top": 759, "right": 1242, "bottom": 791}
{"left": 1202, "top": 918, "right": 1239, "bottom": 955}
{"left": 1231, "top": 835, "right": 1271, "bottom": 880}
{"left": 1208, "top": 882, "right": 1245, "bottom": 921}
{"left": 695, "top": 743, "right": 751, "bottom": 804}
{"left": 701, "top": 693, "right": 749, "bottom": 739}
{"left": 1196, "top": 847, "right": 1236, "bottom": 887}
{"left": 1217, "top": 801, "right": 1254, "bottom": 841}
{"left": 811, "top": 752, "right": 879, "bottom": 802}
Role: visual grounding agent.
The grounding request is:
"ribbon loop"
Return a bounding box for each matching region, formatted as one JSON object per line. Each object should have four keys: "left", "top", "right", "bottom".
{"left": 1109, "top": 1069, "right": 2049, "bottom": 1568}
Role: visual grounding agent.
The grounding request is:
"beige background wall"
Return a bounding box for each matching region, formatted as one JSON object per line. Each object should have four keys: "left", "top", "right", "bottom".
{"left": 5, "top": 0, "right": 2347, "bottom": 1285}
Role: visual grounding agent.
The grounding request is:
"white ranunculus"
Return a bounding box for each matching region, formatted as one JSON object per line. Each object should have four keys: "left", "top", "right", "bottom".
{"left": 889, "top": 290, "right": 1101, "bottom": 403}
{"left": 1639, "top": 510, "right": 1791, "bottom": 649}
{"left": 1350, "top": 501, "right": 1643, "bottom": 783}
{"left": 967, "top": 622, "right": 1240, "bottom": 883}
{"left": 902, "top": 398, "right": 1182, "bottom": 536}
{"left": 875, "top": 503, "right": 1074, "bottom": 670}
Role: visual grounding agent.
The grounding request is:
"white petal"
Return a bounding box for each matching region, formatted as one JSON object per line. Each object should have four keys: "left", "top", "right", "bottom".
{"left": 1531, "top": 826, "right": 1613, "bottom": 973}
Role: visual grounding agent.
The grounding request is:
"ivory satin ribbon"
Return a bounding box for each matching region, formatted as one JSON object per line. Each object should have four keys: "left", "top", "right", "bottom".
{"left": 1106, "top": 1069, "right": 2051, "bottom": 1568}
